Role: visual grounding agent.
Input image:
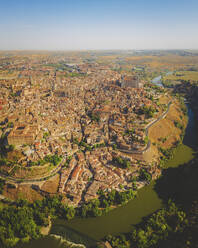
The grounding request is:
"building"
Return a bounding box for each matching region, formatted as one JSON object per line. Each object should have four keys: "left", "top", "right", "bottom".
{"left": 7, "top": 124, "right": 39, "bottom": 146}
{"left": 121, "top": 75, "right": 142, "bottom": 88}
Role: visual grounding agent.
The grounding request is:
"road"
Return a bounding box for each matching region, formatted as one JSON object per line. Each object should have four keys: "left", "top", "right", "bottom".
{"left": 0, "top": 158, "right": 66, "bottom": 184}
{"left": 119, "top": 101, "right": 172, "bottom": 154}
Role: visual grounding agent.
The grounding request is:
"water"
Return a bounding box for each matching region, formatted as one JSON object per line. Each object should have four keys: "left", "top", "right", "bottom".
{"left": 166, "top": 71, "right": 173, "bottom": 76}
{"left": 151, "top": 75, "right": 162, "bottom": 86}
{"left": 151, "top": 72, "right": 173, "bottom": 87}
{"left": 53, "top": 181, "right": 162, "bottom": 240}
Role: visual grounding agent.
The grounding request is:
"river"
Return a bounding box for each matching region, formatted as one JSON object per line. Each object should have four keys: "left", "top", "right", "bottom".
{"left": 16, "top": 76, "right": 197, "bottom": 248}
{"left": 151, "top": 71, "right": 173, "bottom": 87}
{"left": 151, "top": 75, "right": 162, "bottom": 86}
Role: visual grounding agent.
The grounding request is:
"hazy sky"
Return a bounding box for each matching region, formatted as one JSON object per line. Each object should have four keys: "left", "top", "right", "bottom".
{"left": 0, "top": 0, "right": 198, "bottom": 50}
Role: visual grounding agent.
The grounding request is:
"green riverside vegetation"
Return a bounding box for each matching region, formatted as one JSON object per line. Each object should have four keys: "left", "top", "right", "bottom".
{"left": 0, "top": 185, "right": 137, "bottom": 247}
{"left": 105, "top": 201, "right": 187, "bottom": 248}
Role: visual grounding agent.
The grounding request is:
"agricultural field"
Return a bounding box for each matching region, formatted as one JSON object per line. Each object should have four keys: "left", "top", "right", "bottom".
{"left": 163, "top": 70, "right": 198, "bottom": 82}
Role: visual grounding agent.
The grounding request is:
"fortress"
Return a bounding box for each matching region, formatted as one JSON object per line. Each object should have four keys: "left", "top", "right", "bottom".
{"left": 7, "top": 124, "right": 39, "bottom": 146}
{"left": 121, "top": 75, "right": 142, "bottom": 88}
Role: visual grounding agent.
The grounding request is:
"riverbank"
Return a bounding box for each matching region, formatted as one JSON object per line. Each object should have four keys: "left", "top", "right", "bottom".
{"left": 40, "top": 217, "right": 52, "bottom": 236}
{"left": 105, "top": 200, "right": 189, "bottom": 248}
{"left": 50, "top": 234, "right": 86, "bottom": 248}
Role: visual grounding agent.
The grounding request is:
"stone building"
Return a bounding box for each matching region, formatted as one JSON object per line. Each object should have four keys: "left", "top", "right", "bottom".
{"left": 7, "top": 124, "right": 39, "bottom": 146}
{"left": 121, "top": 75, "right": 142, "bottom": 88}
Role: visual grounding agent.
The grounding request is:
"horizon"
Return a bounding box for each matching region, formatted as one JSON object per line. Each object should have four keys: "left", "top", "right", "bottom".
{"left": 0, "top": 0, "right": 198, "bottom": 50}
{"left": 0, "top": 49, "right": 198, "bottom": 52}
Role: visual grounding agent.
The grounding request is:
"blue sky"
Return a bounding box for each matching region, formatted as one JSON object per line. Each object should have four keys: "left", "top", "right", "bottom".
{"left": 0, "top": 0, "right": 198, "bottom": 50}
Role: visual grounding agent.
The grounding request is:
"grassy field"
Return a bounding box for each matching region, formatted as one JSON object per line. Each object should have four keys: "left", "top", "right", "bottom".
{"left": 164, "top": 71, "right": 198, "bottom": 81}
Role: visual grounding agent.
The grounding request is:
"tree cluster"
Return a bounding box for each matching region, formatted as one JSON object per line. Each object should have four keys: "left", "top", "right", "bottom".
{"left": 105, "top": 201, "right": 187, "bottom": 248}
{"left": 112, "top": 156, "right": 131, "bottom": 169}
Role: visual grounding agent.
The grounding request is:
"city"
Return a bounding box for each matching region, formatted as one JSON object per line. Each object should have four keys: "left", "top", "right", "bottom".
{"left": 0, "top": 0, "right": 198, "bottom": 247}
